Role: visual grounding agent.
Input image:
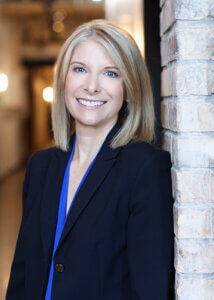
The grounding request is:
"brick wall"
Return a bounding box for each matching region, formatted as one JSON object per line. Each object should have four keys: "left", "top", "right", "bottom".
{"left": 160, "top": 0, "right": 214, "bottom": 299}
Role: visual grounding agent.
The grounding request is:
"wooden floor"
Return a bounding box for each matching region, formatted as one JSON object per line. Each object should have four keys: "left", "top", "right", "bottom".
{"left": 0, "top": 167, "right": 25, "bottom": 299}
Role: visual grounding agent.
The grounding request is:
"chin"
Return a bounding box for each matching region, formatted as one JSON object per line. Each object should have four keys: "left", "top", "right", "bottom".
{"left": 77, "top": 119, "right": 101, "bottom": 127}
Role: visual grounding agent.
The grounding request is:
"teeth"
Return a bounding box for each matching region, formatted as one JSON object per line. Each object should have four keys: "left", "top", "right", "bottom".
{"left": 77, "top": 99, "right": 105, "bottom": 107}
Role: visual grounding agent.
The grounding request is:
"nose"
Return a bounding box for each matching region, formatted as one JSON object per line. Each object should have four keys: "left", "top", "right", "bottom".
{"left": 83, "top": 73, "right": 101, "bottom": 94}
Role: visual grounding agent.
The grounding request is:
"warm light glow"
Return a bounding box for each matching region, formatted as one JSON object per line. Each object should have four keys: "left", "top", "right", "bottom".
{"left": 52, "top": 21, "right": 64, "bottom": 33}
{"left": 43, "top": 87, "right": 53, "bottom": 103}
{"left": 105, "top": 0, "right": 145, "bottom": 56}
{"left": 92, "top": 0, "right": 103, "bottom": 2}
{"left": 53, "top": 9, "right": 67, "bottom": 22}
{"left": 0, "top": 73, "right": 8, "bottom": 92}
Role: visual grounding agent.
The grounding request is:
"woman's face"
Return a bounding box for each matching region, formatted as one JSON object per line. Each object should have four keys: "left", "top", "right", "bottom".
{"left": 65, "top": 39, "right": 125, "bottom": 130}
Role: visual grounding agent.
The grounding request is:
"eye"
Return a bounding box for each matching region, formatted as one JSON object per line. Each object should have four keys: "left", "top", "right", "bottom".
{"left": 105, "top": 70, "right": 118, "bottom": 78}
{"left": 73, "top": 66, "right": 86, "bottom": 73}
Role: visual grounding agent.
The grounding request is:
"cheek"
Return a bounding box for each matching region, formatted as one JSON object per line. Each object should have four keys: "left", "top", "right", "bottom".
{"left": 65, "top": 76, "right": 76, "bottom": 111}
{"left": 113, "top": 83, "right": 125, "bottom": 104}
{"left": 65, "top": 73, "right": 82, "bottom": 95}
{"left": 104, "top": 78, "right": 124, "bottom": 100}
{"left": 65, "top": 74, "right": 74, "bottom": 93}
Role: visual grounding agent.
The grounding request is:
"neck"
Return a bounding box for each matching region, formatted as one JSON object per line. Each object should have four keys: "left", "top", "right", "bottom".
{"left": 73, "top": 121, "right": 117, "bottom": 164}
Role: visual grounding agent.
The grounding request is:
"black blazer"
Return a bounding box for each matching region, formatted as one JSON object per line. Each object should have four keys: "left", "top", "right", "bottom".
{"left": 6, "top": 122, "right": 175, "bottom": 300}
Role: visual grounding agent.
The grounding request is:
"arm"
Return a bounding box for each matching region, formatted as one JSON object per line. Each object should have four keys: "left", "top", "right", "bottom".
{"left": 127, "top": 151, "right": 175, "bottom": 300}
{"left": 6, "top": 156, "right": 33, "bottom": 300}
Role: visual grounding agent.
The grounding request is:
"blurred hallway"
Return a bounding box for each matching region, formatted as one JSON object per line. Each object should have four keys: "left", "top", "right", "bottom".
{"left": 0, "top": 167, "right": 25, "bottom": 299}
{"left": 0, "top": 1, "right": 105, "bottom": 296}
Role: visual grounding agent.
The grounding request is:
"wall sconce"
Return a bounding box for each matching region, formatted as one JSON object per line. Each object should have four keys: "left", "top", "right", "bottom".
{"left": 43, "top": 87, "right": 53, "bottom": 103}
{"left": 0, "top": 73, "right": 8, "bottom": 92}
{"left": 52, "top": 21, "right": 64, "bottom": 33}
{"left": 52, "top": 9, "right": 67, "bottom": 33}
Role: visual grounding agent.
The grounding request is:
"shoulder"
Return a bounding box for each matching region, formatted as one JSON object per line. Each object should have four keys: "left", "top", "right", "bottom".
{"left": 125, "top": 143, "right": 173, "bottom": 209}
{"left": 120, "top": 141, "right": 172, "bottom": 170}
{"left": 30, "top": 145, "right": 58, "bottom": 160}
{"left": 22, "top": 145, "right": 68, "bottom": 196}
{"left": 26, "top": 145, "right": 66, "bottom": 170}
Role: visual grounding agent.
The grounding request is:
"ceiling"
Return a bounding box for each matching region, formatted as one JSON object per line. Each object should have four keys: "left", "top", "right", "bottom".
{"left": 0, "top": 0, "right": 104, "bottom": 18}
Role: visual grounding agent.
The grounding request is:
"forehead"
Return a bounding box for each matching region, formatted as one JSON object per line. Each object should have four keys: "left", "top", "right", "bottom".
{"left": 70, "top": 39, "right": 115, "bottom": 65}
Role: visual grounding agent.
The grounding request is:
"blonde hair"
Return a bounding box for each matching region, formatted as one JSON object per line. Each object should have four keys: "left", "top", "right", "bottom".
{"left": 52, "top": 19, "right": 155, "bottom": 151}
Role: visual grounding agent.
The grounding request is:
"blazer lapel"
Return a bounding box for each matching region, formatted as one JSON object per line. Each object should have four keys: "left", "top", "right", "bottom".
{"left": 40, "top": 136, "right": 74, "bottom": 261}
{"left": 55, "top": 121, "right": 122, "bottom": 253}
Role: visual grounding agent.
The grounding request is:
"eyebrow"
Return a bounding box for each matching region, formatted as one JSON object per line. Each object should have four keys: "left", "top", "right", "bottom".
{"left": 70, "top": 61, "right": 120, "bottom": 70}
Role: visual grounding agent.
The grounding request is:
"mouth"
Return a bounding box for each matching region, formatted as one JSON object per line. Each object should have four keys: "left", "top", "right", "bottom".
{"left": 76, "top": 98, "right": 107, "bottom": 108}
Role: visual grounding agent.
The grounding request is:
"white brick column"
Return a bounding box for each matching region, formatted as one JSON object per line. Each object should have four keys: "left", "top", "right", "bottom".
{"left": 160, "top": 0, "right": 214, "bottom": 299}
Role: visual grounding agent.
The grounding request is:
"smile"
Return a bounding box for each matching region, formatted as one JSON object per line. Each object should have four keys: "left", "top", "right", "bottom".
{"left": 76, "top": 98, "right": 107, "bottom": 107}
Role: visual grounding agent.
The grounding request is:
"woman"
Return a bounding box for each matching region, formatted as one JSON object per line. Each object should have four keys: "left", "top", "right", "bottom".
{"left": 6, "top": 19, "right": 174, "bottom": 300}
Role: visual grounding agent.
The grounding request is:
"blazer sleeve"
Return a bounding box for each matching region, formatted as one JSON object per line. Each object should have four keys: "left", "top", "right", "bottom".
{"left": 6, "top": 155, "right": 33, "bottom": 300}
{"left": 127, "top": 151, "right": 175, "bottom": 300}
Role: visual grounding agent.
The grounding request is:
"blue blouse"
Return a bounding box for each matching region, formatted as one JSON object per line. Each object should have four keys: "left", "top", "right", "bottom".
{"left": 45, "top": 134, "right": 103, "bottom": 300}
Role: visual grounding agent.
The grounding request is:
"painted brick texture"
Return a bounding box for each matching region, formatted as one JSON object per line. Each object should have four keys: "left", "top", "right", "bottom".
{"left": 160, "top": 0, "right": 214, "bottom": 298}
